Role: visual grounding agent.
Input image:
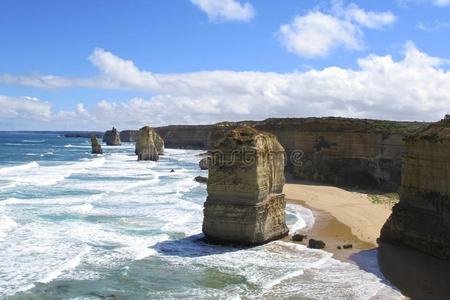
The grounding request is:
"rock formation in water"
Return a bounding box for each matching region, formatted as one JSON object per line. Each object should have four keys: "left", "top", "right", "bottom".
{"left": 202, "top": 126, "right": 289, "bottom": 245}
{"left": 120, "top": 130, "right": 138, "bottom": 142}
{"left": 103, "top": 127, "right": 121, "bottom": 146}
{"left": 135, "top": 126, "right": 164, "bottom": 161}
{"left": 199, "top": 156, "right": 210, "bottom": 170}
{"left": 156, "top": 118, "right": 426, "bottom": 191}
{"left": 380, "top": 117, "right": 450, "bottom": 260}
{"left": 91, "top": 135, "right": 103, "bottom": 154}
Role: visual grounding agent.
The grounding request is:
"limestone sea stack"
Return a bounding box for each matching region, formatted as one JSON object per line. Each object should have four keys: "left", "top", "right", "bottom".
{"left": 135, "top": 126, "right": 164, "bottom": 161}
{"left": 91, "top": 135, "right": 103, "bottom": 154}
{"left": 202, "top": 126, "right": 289, "bottom": 245}
{"left": 103, "top": 127, "right": 121, "bottom": 146}
{"left": 380, "top": 117, "right": 450, "bottom": 260}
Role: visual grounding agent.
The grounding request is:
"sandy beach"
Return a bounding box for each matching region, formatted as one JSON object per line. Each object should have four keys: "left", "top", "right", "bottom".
{"left": 284, "top": 180, "right": 450, "bottom": 299}
{"left": 284, "top": 180, "right": 394, "bottom": 246}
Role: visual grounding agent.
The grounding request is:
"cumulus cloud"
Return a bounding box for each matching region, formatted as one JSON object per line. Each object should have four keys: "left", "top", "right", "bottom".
{"left": 0, "top": 96, "right": 52, "bottom": 121}
{"left": 191, "top": 0, "right": 255, "bottom": 22}
{"left": 1, "top": 42, "right": 450, "bottom": 129}
{"left": 278, "top": 2, "right": 396, "bottom": 58}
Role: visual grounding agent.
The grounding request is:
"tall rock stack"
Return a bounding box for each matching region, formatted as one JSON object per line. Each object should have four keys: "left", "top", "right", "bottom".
{"left": 90, "top": 135, "right": 103, "bottom": 154}
{"left": 135, "top": 126, "right": 164, "bottom": 161}
{"left": 380, "top": 117, "right": 450, "bottom": 260}
{"left": 103, "top": 127, "right": 121, "bottom": 146}
{"left": 202, "top": 126, "right": 289, "bottom": 245}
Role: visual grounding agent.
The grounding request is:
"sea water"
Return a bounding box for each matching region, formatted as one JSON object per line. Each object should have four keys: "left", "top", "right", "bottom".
{"left": 0, "top": 132, "right": 403, "bottom": 299}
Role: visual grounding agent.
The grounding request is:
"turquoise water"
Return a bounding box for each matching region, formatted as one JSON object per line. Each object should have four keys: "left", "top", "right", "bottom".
{"left": 0, "top": 133, "right": 402, "bottom": 299}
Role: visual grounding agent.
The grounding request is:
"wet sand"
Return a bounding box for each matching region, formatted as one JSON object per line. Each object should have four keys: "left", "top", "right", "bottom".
{"left": 284, "top": 181, "right": 450, "bottom": 300}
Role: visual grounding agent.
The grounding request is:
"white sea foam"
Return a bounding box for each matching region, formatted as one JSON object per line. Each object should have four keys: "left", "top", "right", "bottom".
{"left": 0, "top": 161, "right": 39, "bottom": 175}
{"left": 0, "top": 215, "right": 18, "bottom": 240}
{"left": 286, "top": 203, "right": 315, "bottom": 233}
{"left": 38, "top": 246, "right": 91, "bottom": 284}
{"left": 69, "top": 203, "right": 94, "bottom": 214}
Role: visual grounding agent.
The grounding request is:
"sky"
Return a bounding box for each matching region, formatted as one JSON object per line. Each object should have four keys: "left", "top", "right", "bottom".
{"left": 1, "top": 0, "right": 450, "bottom": 130}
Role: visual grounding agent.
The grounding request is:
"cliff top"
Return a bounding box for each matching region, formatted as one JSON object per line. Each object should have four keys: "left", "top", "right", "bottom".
{"left": 406, "top": 118, "right": 450, "bottom": 143}
{"left": 214, "top": 125, "right": 283, "bottom": 151}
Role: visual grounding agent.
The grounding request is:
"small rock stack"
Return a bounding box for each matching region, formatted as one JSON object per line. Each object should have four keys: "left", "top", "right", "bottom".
{"left": 103, "top": 127, "right": 121, "bottom": 146}
{"left": 202, "top": 126, "right": 289, "bottom": 245}
{"left": 380, "top": 116, "right": 450, "bottom": 260}
{"left": 91, "top": 135, "right": 103, "bottom": 154}
{"left": 135, "top": 126, "right": 164, "bottom": 161}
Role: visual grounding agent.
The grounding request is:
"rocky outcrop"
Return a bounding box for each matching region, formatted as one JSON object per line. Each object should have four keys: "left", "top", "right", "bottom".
{"left": 156, "top": 118, "right": 426, "bottom": 191}
{"left": 103, "top": 127, "right": 121, "bottom": 146}
{"left": 202, "top": 126, "right": 289, "bottom": 245}
{"left": 120, "top": 130, "right": 138, "bottom": 142}
{"left": 135, "top": 126, "right": 164, "bottom": 161}
{"left": 380, "top": 117, "right": 450, "bottom": 260}
{"left": 91, "top": 135, "right": 103, "bottom": 154}
{"left": 199, "top": 156, "right": 210, "bottom": 170}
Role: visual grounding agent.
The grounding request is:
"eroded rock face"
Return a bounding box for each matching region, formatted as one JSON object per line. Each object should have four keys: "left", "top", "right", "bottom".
{"left": 91, "top": 135, "right": 103, "bottom": 154}
{"left": 156, "top": 118, "right": 426, "bottom": 191}
{"left": 380, "top": 117, "right": 450, "bottom": 260}
{"left": 103, "top": 127, "right": 121, "bottom": 146}
{"left": 135, "top": 126, "right": 164, "bottom": 161}
{"left": 120, "top": 130, "right": 138, "bottom": 142}
{"left": 202, "top": 126, "right": 289, "bottom": 245}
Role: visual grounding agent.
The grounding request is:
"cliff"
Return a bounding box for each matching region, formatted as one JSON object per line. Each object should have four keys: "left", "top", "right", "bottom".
{"left": 120, "top": 130, "right": 138, "bottom": 142}
{"left": 135, "top": 126, "right": 164, "bottom": 161}
{"left": 90, "top": 135, "right": 103, "bottom": 154}
{"left": 103, "top": 127, "right": 121, "bottom": 146}
{"left": 380, "top": 117, "right": 450, "bottom": 260}
{"left": 202, "top": 126, "right": 289, "bottom": 245}
{"left": 156, "top": 118, "right": 425, "bottom": 191}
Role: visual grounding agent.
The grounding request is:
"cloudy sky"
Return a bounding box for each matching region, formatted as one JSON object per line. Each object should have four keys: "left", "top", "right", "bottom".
{"left": 1, "top": 0, "right": 450, "bottom": 130}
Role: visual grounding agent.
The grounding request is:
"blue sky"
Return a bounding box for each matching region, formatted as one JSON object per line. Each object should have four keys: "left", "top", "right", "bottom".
{"left": 1, "top": 0, "right": 450, "bottom": 130}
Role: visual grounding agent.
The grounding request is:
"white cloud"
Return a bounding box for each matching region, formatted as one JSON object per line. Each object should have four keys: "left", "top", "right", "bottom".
{"left": 278, "top": 2, "right": 396, "bottom": 58}
{"left": 398, "top": 0, "right": 450, "bottom": 7}
{"left": 191, "top": 0, "right": 255, "bottom": 22}
{"left": 432, "top": 0, "right": 450, "bottom": 6}
{"left": 0, "top": 96, "right": 51, "bottom": 121}
{"left": 1, "top": 42, "right": 450, "bottom": 130}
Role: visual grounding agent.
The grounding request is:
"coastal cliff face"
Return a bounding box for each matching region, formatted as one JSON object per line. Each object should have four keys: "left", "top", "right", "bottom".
{"left": 380, "top": 118, "right": 450, "bottom": 260}
{"left": 135, "top": 126, "right": 164, "bottom": 161}
{"left": 156, "top": 118, "right": 425, "bottom": 191}
{"left": 90, "top": 135, "right": 103, "bottom": 154}
{"left": 202, "top": 126, "right": 289, "bottom": 245}
{"left": 103, "top": 127, "right": 121, "bottom": 146}
{"left": 120, "top": 130, "right": 138, "bottom": 142}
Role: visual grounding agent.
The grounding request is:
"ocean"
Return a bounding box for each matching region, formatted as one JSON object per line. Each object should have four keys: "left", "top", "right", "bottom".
{"left": 0, "top": 132, "right": 402, "bottom": 299}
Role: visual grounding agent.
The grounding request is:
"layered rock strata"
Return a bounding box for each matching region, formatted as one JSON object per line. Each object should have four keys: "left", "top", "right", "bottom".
{"left": 156, "top": 118, "right": 426, "bottom": 191}
{"left": 120, "top": 130, "right": 138, "bottom": 142}
{"left": 202, "top": 126, "right": 289, "bottom": 245}
{"left": 380, "top": 117, "right": 450, "bottom": 260}
{"left": 103, "top": 127, "right": 121, "bottom": 146}
{"left": 90, "top": 135, "right": 103, "bottom": 154}
{"left": 135, "top": 126, "right": 164, "bottom": 161}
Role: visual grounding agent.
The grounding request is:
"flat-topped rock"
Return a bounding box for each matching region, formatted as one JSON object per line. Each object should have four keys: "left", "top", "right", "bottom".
{"left": 103, "top": 127, "right": 121, "bottom": 146}
{"left": 380, "top": 117, "right": 450, "bottom": 260}
{"left": 202, "top": 126, "right": 289, "bottom": 245}
{"left": 90, "top": 135, "right": 103, "bottom": 154}
{"left": 135, "top": 126, "right": 164, "bottom": 161}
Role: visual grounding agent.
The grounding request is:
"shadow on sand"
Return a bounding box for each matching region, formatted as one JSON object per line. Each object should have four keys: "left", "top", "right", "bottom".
{"left": 152, "top": 233, "right": 248, "bottom": 258}
{"left": 350, "top": 243, "right": 450, "bottom": 300}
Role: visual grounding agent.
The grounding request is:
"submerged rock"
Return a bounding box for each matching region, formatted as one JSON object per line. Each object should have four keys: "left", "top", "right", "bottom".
{"left": 194, "top": 176, "right": 208, "bottom": 184}
{"left": 292, "top": 233, "right": 307, "bottom": 242}
{"left": 90, "top": 135, "right": 103, "bottom": 154}
{"left": 135, "top": 126, "right": 164, "bottom": 161}
{"left": 380, "top": 116, "right": 450, "bottom": 260}
{"left": 308, "top": 239, "right": 326, "bottom": 249}
{"left": 199, "top": 157, "right": 210, "bottom": 170}
{"left": 202, "top": 126, "right": 289, "bottom": 245}
{"left": 103, "top": 127, "right": 121, "bottom": 146}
